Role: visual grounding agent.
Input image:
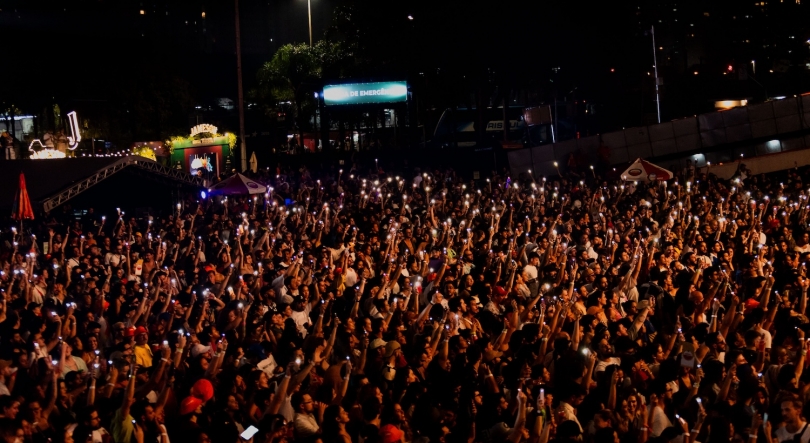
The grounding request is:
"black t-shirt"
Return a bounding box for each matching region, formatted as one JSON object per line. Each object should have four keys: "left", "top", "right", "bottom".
{"left": 358, "top": 423, "right": 380, "bottom": 443}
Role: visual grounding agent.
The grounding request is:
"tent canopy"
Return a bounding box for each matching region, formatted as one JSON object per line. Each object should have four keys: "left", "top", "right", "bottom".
{"left": 208, "top": 173, "right": 267, "bottom": 195}
{"left": 621, "top": 158, "right": 673, "bottom": 181}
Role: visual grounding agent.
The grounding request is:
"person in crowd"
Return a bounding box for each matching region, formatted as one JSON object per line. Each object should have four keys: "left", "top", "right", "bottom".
{"left": 3, "top": 160, "right": 810, "bottom": 443}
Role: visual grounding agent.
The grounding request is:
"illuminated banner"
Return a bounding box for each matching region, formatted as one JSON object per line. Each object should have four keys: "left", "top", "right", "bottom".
{"left": 323, "top": 81, "right": 408, "bottom": 106}
{"left": 190, "top": 124, "right": 218, "bottom": 137}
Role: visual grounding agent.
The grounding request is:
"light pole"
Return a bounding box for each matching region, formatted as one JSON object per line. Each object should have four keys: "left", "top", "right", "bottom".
{"left": 307, "top": 0, "right": 313, "bottom": 47}
{"left": 651, "top": 25, "right": 661, "bottom": 124}
{"left": 235, "top": 0, "right": 247, "bottom": 172}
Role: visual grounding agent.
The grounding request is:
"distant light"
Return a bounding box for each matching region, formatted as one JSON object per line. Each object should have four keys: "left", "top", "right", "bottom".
{"left": 201, "top": 191, "right": 207, "bottom": 199}
{"left": 693, "top": 71, "right": 699, "bottom": 75}
{"left": 201, "top": 11, "right": 206, "bottom": 18}
{"left": 314, "top": 92, "right": 319, "bottom": 98}
{"left": 610, "top": 68, "right": 615, "bottom": 72}
{"left": 715, "top": 100, "right": 748, "bottom": 109}
{"left": 139, "top": 9, "right": 145, "bottom": 14}
{"left": 407, "top": 15, "right": 414, "bottom": 20}
{"left": 727, "top": 64, "right": 733, "bottom": 71}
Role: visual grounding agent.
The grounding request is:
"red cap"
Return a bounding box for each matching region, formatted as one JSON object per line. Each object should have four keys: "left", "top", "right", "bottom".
{"left": 125, "top": 327, "right": 136, "bottom": 338}
{"left": 191, "top": 379, "right": 214, "bottom": 402}
{"left": 134, "top": 326, "right": 148, "bottom": 336}
{"left": 494, "top": 286, "right": 507, "bottom": 297}
{"left": 380, "top": 424, "right": 404, "bottom": 443}
{"left": 427, "top": 272, "right": 438, "bottom": 283}
{"left": 744, "top": 298, "right": 760, "bottom": 313}
{"left": 179, "top": 396, "right": 204, "bottom": 415}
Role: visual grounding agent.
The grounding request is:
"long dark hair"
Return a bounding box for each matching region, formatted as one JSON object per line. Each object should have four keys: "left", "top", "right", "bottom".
{"left": 321, "top": 405, "right": 343, "bottom": 443}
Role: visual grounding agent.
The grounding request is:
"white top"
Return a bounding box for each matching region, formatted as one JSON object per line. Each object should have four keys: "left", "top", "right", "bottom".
{"left": 290, "top": 305, "right": 312, "bottom": 337}
{"left": 756, "top": 326, "right": 773, "bottom": 349}
{"left": 595, "top": 357, "right": 621, "bottom": 373}
{"left": 651, "top": 406, "right": 673, "bottom": 438}
{"left": 777, "top": 423, "right": 810, "bottom": 443}
{"left": 345, "top": 267, "right": 358, "bottom": 287}
{"left": 523, "top": 264, "right": 538, "bottom": 280}
{"left": 294, "top": 412, "right": 320, "bottom": 438}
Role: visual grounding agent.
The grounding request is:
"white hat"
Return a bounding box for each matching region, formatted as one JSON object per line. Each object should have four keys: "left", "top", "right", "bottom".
{"left": 191, "top": 343, "right": 212, "bottom": 358}
{"left": 369, "top": 338, "right": 387, "bottom": 350}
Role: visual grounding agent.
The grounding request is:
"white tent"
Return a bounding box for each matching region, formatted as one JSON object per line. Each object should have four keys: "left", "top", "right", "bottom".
{"left": 208, "top": 173, "right": 267, "bottom": 195}
{"left": 621, "top": 158, "right": 673, "bottom": 181}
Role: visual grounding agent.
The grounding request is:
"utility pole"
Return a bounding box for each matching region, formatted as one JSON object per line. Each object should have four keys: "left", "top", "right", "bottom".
{"left": 651, "top": 25, "right": 661, "bottom": 124}
{"left": 307, "top": 0, "right": 313, "bottom": 47}
{"left": 235, "top": 0, "right": 248, "bottom": 172}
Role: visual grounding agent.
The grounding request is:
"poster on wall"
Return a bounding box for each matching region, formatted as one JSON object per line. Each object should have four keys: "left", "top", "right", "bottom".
{"left": 189, "top": 152, "right": 218, "bottom": 176}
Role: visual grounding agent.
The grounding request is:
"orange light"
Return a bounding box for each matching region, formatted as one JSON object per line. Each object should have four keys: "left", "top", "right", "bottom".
{"left": 727, "top": 65, "right": 733, "bottom": 71}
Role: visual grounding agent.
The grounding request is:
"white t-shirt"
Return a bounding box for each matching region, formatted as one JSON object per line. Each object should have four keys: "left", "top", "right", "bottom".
{"left": 290, "top": 305, "right": 312, "bottom": 337}
{"left": 756, "top": 327, "right": 773, "bottom": 349}
{"left": 105, "top": 253, "right": 126, "bottom": 267}
{"left": 272, "top": 275, "right": 294, "bottom": 305}
{"left": 595, "top": 357, "right": 621, "bottom": 373}
{"left": 776, "top": 423, "right": 810, "bottom": 443}
{"left": 91, "top": 428, "right": 110, "bottom": 443}
{"left": 651, "top": 406, "right": 673, "bottom": 438}
{"left": 345, "top": 268, "right": 358, "bottom": 287}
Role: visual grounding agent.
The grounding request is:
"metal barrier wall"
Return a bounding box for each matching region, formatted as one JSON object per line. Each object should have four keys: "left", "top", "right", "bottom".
{"left": 508, "top": 95, "right": 810, "bottom": 178}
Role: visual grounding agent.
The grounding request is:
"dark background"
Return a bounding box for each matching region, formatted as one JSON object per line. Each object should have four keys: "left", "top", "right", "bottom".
{"left": 3, "top": 0, "right": 810, "bottom": 150}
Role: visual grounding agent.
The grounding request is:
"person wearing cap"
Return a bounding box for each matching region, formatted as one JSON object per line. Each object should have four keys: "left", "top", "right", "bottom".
{"left": 133, "top": 326, "right": 153, "bottom": 368}
{"left": 484, "top": 286, "right": 507, "bottom": 316}
{"left": 381, "top": 341, "right": 402, "bottom": 381}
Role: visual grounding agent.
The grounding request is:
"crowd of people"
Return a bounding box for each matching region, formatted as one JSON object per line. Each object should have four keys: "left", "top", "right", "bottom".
{"left": 1, "top": 159, "right": 809, "bottom": 443}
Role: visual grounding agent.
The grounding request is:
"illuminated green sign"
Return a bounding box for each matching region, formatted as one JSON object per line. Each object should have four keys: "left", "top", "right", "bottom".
{"left": 323, "top": 81, "right": 408, "bottom": 106}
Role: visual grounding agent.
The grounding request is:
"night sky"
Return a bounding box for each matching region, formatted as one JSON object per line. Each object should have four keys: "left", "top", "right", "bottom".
{"left": 4, "top": 0, "right": 810, "bottom": 144}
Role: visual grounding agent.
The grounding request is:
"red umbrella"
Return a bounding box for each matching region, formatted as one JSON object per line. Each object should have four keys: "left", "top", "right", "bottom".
{"left": 12, "top": 172, "right": 35, "bottom": 221}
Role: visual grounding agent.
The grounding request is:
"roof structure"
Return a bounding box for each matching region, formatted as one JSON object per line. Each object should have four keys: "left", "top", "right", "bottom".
{"left": 0, "top": 156, "right": 203, "bottom": 212}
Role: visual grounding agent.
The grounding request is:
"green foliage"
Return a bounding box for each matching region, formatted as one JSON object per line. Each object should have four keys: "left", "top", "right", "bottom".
{"left": 256, "top": 43, "right": 322, "bottom": 138}
{"left": 166, "top": 132, "right": 235, "bottom": 153}
{"left": 193, "top": 132, "right": 216, "bottom": 140}
{"left": 132, "top": 145, "right": 157, "bottom": 160}
{"left": 258, "top": 43, "right": 321, "bottom": 102}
